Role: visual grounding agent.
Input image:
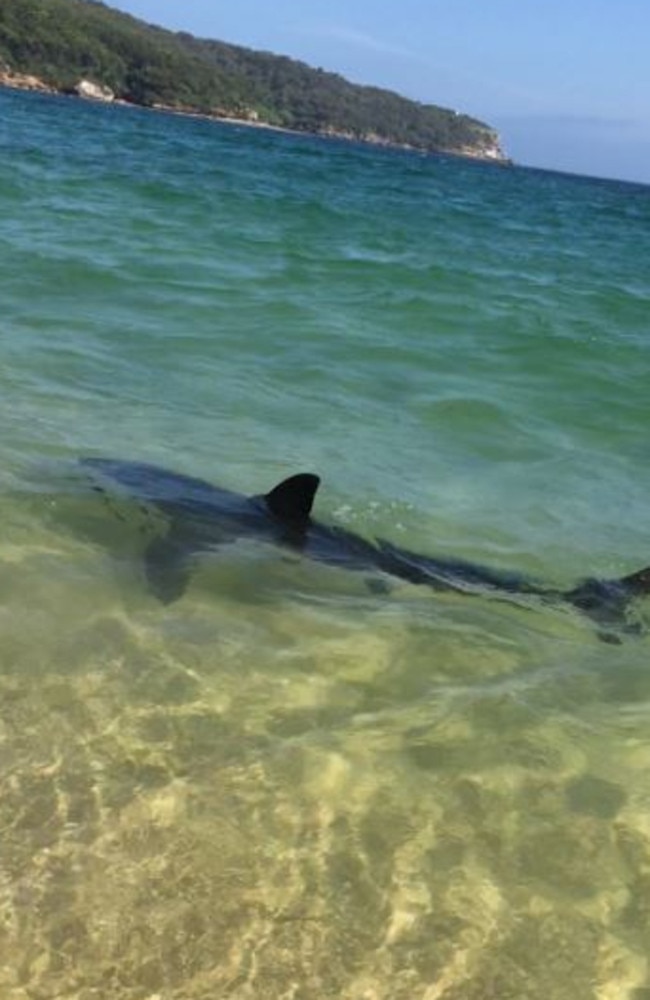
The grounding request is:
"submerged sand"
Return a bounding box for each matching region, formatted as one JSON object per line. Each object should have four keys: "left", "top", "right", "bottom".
{"left": 1, "top": 514, "right": 649, "bottom": 998}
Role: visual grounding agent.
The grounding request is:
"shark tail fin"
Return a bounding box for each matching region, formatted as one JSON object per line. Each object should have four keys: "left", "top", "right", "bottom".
{"left": 619, "top": 565, "right": 650, "bottom": 596}
{"left": 563, "top": 565, "right": 650, "bottom": 643}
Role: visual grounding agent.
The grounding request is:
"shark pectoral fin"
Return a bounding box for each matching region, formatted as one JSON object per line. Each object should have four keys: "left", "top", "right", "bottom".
{"left": 144, "top": 535, "right": 192, "bottom": 604}
{"left": 264, "top": 473, "right": 320, "bottom": 523}
{"left": 365, "top": 575, "right": 392, "bottom": 596}
{"left": 597, "top": 630, "right": 623, "bottom": 645}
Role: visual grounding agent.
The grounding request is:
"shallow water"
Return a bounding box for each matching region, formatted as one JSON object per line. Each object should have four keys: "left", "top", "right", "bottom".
{"left": 1, "top": 86, "right": 650, "bottom": 998}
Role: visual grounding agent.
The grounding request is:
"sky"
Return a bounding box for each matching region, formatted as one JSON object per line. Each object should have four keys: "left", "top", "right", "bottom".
{"left": 110, "top": 0, "right": 650, "bottom": 184}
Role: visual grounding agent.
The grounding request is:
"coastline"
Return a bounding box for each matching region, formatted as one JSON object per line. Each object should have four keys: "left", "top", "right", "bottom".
{"left": 0, "top": 70, "right": 511, "bottom": 166}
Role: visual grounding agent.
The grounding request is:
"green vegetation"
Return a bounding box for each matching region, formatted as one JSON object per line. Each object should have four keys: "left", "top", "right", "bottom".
{"left": 0, "top": 0, "right": 504, "bottom": 158}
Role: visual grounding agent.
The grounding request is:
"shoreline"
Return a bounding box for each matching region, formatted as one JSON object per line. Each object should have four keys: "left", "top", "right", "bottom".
{"left": 0, "top": 70, "right": 511, "bottom": 166}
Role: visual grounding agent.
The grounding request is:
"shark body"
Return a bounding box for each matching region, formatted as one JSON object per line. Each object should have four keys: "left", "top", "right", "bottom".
{"left": 81, "top": 457, "right": 650, "bottom": 639}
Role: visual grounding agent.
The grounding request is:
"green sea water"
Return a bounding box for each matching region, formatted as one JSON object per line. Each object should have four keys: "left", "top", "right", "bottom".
{"left": 1, "top": 86, "right": 650, "bottom": 998}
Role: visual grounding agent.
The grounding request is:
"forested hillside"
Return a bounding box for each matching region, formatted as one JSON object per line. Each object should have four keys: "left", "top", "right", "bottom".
{"left": 0, "top": 0, "right": 506, "bottom": 159}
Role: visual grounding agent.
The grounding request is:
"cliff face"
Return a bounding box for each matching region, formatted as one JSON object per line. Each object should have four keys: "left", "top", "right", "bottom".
{"left": 455, "top": 128, "right": 509, "bottom": 162}
{"left": 0, "top": 0, "right": 509, "bottom": 163}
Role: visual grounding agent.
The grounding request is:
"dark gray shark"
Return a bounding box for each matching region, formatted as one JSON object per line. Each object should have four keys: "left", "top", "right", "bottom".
{"left": 81, "top": 457, "right": 649, "bottom": 640}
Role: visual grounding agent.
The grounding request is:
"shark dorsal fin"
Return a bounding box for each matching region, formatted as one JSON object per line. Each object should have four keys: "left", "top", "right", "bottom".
{"left": 264, "top": 473, "right": 320, "bottom": 523}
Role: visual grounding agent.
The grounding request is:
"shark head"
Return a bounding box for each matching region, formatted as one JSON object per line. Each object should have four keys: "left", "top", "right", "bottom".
{"left": 145, "top": 471, "right": 322, "bottom": 603}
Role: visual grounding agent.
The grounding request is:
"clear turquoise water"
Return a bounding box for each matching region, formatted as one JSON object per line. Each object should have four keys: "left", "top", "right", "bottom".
{"left": 1, "top": 86, "right": 650, "bottom": 998}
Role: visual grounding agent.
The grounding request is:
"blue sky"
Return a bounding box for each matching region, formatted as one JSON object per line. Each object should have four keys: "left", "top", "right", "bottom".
{"left": 110, "top": 0, "right": 649, "bottom": 184}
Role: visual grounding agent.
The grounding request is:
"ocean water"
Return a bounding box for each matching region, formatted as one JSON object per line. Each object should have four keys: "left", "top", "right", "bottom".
{"left": 1, "top": 85, "right": 650, "bottom": 998}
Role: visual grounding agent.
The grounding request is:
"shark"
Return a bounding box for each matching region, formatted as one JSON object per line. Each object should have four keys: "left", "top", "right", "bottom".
{"left": 80, "top": 457, "right": 650, "bottom": 640}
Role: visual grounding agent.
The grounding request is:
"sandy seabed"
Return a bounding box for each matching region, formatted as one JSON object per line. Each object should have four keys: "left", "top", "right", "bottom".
{"left": 0, "top": 498, "right": 649, "bottom": 999}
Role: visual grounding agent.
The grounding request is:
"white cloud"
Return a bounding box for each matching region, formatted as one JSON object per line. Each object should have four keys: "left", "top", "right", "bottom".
{"left": 297, "top": 23, "right": 416, "bottom": 60}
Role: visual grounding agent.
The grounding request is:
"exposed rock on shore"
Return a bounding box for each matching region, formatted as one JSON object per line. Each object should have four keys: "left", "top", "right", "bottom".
{"left": 75, "top": 79, "right": 115, "bottom": 103}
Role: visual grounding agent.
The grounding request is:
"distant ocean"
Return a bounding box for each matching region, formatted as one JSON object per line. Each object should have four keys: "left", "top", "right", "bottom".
{"left": 1, "top": 85, "right": 649, "bottom": 998}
